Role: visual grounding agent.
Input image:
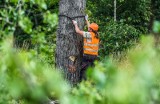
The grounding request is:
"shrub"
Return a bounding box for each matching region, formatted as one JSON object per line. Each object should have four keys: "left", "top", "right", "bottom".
{"left": 99, "top": 21, "right": 140, "bottom": 59}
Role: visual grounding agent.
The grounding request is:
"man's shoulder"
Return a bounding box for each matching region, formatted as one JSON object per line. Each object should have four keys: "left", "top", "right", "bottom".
{"left": 83, "top": 31, "right": 91, "bottom": 35}
{"left": 83, "top": 32, "right": 92, "bottom": 38}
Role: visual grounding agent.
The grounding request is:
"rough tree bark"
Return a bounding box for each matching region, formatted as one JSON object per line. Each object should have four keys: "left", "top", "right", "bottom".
{"left": 56, "top": 0, "right": 86, "bottom": 85}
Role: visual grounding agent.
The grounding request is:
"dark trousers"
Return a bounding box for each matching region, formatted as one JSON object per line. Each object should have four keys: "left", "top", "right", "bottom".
{"left": 80, "top": 54, "right": 97, "bottom": 80}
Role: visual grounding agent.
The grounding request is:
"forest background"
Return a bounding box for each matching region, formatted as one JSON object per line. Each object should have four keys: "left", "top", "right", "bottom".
{"left": 0, "top": 0, "right": 160, "bottom": 104}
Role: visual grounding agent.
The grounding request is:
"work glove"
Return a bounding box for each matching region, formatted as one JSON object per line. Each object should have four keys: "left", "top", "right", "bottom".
{"left": 85, "top": 14, "right": 88, "bottom": 20}
{"left": 72, "top": 20, "right": 77, "bottom": 25}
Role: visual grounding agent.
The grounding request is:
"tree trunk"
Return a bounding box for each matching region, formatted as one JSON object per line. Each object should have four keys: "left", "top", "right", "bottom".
{"left": 114, "top": 0, "right": 117, "bottom": 22}
{"left": 56, "top": 0, "right": 86, "bottom": 86}
{"left": 148, "top": 0, "right": 155, "bottom": 32}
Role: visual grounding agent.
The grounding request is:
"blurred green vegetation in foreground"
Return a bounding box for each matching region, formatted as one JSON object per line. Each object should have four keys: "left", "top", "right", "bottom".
{"left": 72, "top": 35, "right": 160, "bottom": 104}
{"left": 0, "top": 35, "right": 160, "bottom": 104}
{"left": 0, "top": 37, "right": 69, "bottom": 104}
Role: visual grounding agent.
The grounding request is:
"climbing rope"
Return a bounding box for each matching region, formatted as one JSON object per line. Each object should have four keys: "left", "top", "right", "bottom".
{"left": 59, "top": 14, "right": 85, "bottom": 20}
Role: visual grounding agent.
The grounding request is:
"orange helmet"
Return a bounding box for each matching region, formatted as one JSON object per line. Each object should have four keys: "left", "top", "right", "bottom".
{"left": 89, "top": 23, "right": 99, "bottom": 31}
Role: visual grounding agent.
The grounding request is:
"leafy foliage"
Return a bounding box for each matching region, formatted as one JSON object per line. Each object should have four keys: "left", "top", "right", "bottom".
{"left": 87, "top": 0, "right": 152, "bottom": 33}
{"left": 1, "top": 33, "right": 160, "bottom": 104}
{"left": 0, "top": 0, "right": 58, "bottom": 64}
{"left": 0, "top": 0, "right": 160, "bottom": 104}
{"left": 99, "top": 21, "right": 140, "bottom": 58}
{"left": 86, "top": 0, "right": 159, "bottom": 57}
{"left": 152, "top": 0, "right": 160, "bottom": 21}
{"left": 0, "top": 38, "right": 69, "bottom": 104}
{"left": 70, "top": 35, "right": 160, "bottom": 104}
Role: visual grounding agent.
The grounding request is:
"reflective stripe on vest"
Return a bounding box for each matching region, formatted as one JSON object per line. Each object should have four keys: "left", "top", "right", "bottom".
{"left": 84, "top": 43, "right": 99, "bottom": 47}
{"left": 84, "top": 48, "right": 99, "bottom": 52}
{"left": 83, "top": 32, "right": 99, "bottom": 55}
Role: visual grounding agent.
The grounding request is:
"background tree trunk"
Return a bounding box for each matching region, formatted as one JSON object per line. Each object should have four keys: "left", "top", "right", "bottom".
{"left": 148, "top": 0, "right": 155, "bottom": 32}
{"left": 56, "top": 0, "right": 86, "bottom": 85}
{"left": 114, "top": 0, "right": 116, "bottom": 22}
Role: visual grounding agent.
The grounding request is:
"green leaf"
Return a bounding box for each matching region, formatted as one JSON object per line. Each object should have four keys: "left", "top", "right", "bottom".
{"left": 18, "top": 16, "right": 33, "bottom": 34}
{"left": 43, "top": 11, "right": 58, "bottom": 28}
{"left": 153, "top": 21, "right": 160, "bottom": 33}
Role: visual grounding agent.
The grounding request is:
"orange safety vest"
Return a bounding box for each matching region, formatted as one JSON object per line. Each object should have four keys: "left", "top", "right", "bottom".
{"left": 83, "top": 32, "right": 99, "bottom": 56}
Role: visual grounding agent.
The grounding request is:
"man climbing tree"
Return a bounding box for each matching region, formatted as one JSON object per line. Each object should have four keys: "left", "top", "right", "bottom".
{"left": 56, "top": 0, "right": 86, "bottom": 85}
{"left": 72, "top": 16, "right": 100, "bottom": 80}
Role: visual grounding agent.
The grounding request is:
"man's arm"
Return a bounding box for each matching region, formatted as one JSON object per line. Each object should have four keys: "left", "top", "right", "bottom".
{"left": 72, "top": 20, "right": 84, "bottom": 35}
{"left": 85, "top": 15, "right": 90, "bottom": 30}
